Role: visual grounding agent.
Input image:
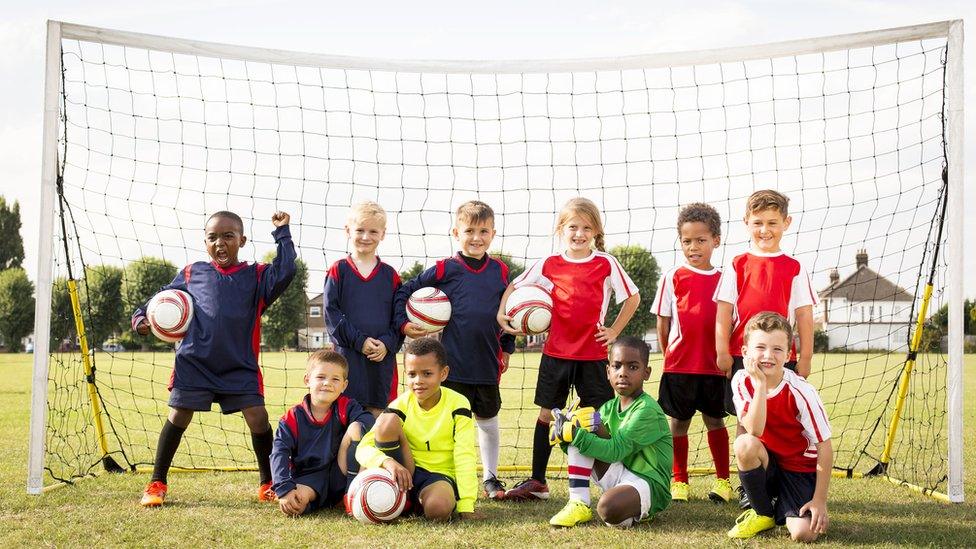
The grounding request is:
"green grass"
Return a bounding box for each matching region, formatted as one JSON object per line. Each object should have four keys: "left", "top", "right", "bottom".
{"left": 1, "top": 352, "right": 974, "bottom": 547}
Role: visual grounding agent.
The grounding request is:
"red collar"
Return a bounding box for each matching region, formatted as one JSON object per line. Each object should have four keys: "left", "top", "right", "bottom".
{"left": 210, "top": 260, "right": 249, "bottom": 275}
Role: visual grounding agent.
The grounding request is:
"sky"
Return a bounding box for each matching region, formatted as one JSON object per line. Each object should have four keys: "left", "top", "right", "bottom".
{"left": 1, "top": 0, "right": 974, "bottom": 297}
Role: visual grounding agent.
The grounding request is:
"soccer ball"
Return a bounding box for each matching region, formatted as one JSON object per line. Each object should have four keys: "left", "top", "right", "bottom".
{"left": 506, "top": 284, "right": 553, "bottom": 335}
{"left": 146, "top": 289, "right": 194, "bottom": 343}
{"left": 405, "top": 287, "right": 451, "bottom": 333}
{"left": 348, "top": 468, "right": 407, "bottom": 524}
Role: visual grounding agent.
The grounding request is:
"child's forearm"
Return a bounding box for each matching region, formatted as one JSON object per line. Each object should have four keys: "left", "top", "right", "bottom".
{"left": 715, "top": 301, "right": 733, "bottom": 356}
{"left": 656, "top": 316, "right": 670, "bottom": 353}
{"left": 812, "top": 439, "right": 833, "bottom": 502}
{"left": 741, "top": 390, "right": 767, "bottom": 436}
{"left": 795, "top": 305, "right": 814, "bottom": 361}
{"left": 609, "top": 293, "right": 641, "bottom": 334}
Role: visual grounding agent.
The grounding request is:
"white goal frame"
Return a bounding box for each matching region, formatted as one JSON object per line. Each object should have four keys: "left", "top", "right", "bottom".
{"left": 29, "top": 19, "right": 964, "bottom": 502}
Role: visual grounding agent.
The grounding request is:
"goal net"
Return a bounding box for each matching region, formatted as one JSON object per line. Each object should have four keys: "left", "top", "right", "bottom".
{"left": 29, "top": 20, "right": 964, "bottom": 502}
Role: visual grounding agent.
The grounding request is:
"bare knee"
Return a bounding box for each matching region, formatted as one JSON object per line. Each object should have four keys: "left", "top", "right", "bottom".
{"left": 346, "top": 421, "right": 364, "bottom": 440}
{"left": 596, "top": 499, "right": 628, "bottom": 525}
{"left": 537, "top": 407, "right": 552, "bottom": 424}
{"left": 733, "top": 434, "right": 763, "bottom": 462}
{"left": 373, "top": 413, "right": 403, "bottom": 442}
{"left": 702, "top": 414, "right": 726, "bottom": 431}
{"left": 790, "top": 527, "right": 819, "bottom": 543}
{"left": 242, "top": 406, "right": 270, "bottom": 432}
{"left": 422, "top": 496, "right": 454, "bottom": 521}
{"left": 168, "top": 407, "right": 194, "bottom": 428}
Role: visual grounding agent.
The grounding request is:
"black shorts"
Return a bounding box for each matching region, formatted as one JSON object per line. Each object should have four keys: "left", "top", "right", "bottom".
{"left": 442, "top": 381, "right": 501, "bottom": 419}
{"left": 408, "top": 466, "right": 459, "bottom": 513}
{"left": 658, "top": 373, "right": 727, "bottom": 420}
{"left": 169, "top": 388, "right": 264, "bottom": 414}
{"left": 293, "top": 461, "right": 346, "bottom": 514}
{"left": 760, "top": 453, "right": 818, "bottom": 526}
{"left": 534, "top": 354, "right": 613, "bottom": 411}
{"left": 724, "top": 358, "right": 797, "bottom": 416}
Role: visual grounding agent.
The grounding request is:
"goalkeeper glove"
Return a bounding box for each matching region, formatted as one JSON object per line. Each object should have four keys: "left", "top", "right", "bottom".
{"left": 548, "top": 407, "right": 575, "bottom": 445}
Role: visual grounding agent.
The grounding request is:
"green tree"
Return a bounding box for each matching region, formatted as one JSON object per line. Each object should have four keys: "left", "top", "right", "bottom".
{"left": 82, "top": 265, "right": 125, "bottom": 349}
{"left": 0, "top": 268, "right": 35, "bottom": 351}
{"left": 0, "top": 197, "right": 24, "bottom": 271}
{"left": 490, "top": 251, "right": 526, "bottom": 282}
{"left": 261, "top": 252, "right": 309, "bottom": 350}
{"left": 606, "top": 244, "right": 659, "bottom": 339}
{"left": 400, "top": 261, "right": 424, "bottom": 283}
{"left": 121, "top": 257, "right": 178, "bottom": 350}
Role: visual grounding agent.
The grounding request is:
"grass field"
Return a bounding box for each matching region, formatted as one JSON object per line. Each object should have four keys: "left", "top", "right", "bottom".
{"left": 1, "top": 352, "right": 973, "bottom": 547}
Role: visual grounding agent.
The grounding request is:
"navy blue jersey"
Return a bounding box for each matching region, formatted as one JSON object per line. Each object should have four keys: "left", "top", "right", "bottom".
{"left": 270, "top": 394, "right": 375, "bottom": 497}
{"left": 394, "top": 253, "right": 516, "bottom": 385}
{"left": 131, "top": 225, "right": 296, "bottom": 395}
{"left": 324, "top": 257, "right": 403, "bottom": 408}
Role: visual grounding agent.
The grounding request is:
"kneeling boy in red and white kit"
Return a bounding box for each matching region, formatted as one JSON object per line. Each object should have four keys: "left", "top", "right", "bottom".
{"left": 729, "top": 312, "right": 832, "bottom": 542}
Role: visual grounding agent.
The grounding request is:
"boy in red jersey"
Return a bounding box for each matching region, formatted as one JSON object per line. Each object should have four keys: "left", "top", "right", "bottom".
{"left": 652, "top": 203, "right": 731, "bottom": 503}
{"left": 715, "top": 190, "right": 817, "bottom": 507}
{"left": 728, "top": 312, "right": 831, "bottom": 542}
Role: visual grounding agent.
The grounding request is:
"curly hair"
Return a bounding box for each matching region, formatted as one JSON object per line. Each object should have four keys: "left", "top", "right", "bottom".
{"left": 677, "top": 202, "right": 721, "bottom": 237}
{"left": 404, "top": 337, "right": 448, "bottom": 367}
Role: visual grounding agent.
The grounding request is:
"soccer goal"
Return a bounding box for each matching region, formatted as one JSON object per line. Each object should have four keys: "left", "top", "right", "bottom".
{"left": 29, "top": 20, "right": 963, "bottom": 503}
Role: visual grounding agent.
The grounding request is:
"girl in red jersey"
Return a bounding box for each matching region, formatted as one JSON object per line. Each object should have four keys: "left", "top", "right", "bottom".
{"left": 496, "top": 197, "right": 641, "bottom": 501}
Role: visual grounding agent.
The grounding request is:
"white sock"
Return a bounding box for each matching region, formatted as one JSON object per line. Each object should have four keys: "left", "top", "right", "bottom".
{"left": 567, "top": 446, "right": 594, "bottom": 504}
{"left": 476, "top": 416, "right": 500, "bottom": 481}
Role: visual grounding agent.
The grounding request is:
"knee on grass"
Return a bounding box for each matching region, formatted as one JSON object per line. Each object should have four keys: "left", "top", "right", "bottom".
{"left": 422, "top": 495, "right": 455, "bottom": 521}
{"left": 788, "top": 519, "right": 819, "bottom": 543}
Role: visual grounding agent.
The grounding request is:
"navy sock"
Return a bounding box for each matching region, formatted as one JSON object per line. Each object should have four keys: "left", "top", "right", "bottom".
{"left": 531, "top": 420, "right": 551, "bottom": 483}
{"left": 738, "top": 466, "right": 774, "bottom": 517}
{"left": 346, "top": 440, "right": 361, "bottom": 490}
{"left": 376, "top": 439, "right": 405, "bottom": 465}
{"left": 151, "top": 420, "right": 186, "bottom": 484}
{"left": 251, "top": 424, "right": 274, "bottom": 484}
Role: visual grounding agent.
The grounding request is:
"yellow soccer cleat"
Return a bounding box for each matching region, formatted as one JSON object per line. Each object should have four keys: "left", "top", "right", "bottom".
{"left": 140, "top": 480, "right": 168, "bottom": 508}
{"left": 727, "top": 509, "right": 776, "bottom": 539}
{"left": 708, "top": 478, "right": 734, "bottom": 503}
{"left": 670, "top": 481, "right": 689, "bottom": 501}
{"left": 549, "top": 499, "right": 594, "bottom": 527}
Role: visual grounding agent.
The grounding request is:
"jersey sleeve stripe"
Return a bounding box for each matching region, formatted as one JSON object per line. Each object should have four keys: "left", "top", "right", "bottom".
{"left": 452, "top": 408, "right": 472, "bottom": 419}
{"left": 791, "top": 383, "right": 830, "bottom": 442}
{"left": 606, "top": 253, "right": 635, "bottom": 297}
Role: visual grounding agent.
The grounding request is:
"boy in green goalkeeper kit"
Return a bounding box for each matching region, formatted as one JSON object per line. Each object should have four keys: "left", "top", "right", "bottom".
{"left": 549, "top": 336, "right": 672, "bottom": 527}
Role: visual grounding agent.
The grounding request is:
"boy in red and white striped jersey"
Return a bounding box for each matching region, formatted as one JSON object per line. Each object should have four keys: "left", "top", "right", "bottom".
{"left": 728, "top": 312, "right": 831, "bottom": 542}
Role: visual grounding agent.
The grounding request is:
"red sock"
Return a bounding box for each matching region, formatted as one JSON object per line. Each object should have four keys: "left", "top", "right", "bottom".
{"left": 672, "top": 434, "right": 689, "bottom": 483}
{"left": 707, "top": 427, "right": 730, "bottom": 480}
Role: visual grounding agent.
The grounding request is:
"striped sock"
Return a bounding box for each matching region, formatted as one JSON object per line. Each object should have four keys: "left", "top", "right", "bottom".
{"left": 567, "top": 446, "right": 594, "bottom": 504}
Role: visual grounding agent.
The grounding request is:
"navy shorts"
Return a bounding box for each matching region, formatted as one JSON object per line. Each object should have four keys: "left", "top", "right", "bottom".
{"left": 658, "top": 373, "right": 728, "bottom": 420}
{"left": 408, "top": 466, "right": 458, "bottom": 513}
{"left": 534, "top": 354, "right": 613, "bottom": 411}
{"left": 724, "top": 358, "right": 797, "bottom": 415}
{"left": 168, "top": 387, "right": 264, "bottom": 414}
{"left": 294, "top": 462, "right": 346, "bottom": 514}
{"left": 442, "top": 381, "right": 501, "bottom": 419}
{"left": 761, "top": 453, "right": 818, "bottom": 525}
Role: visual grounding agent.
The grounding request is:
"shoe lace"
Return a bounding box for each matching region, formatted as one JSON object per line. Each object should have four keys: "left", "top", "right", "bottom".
{"left": 735, "top": 509, "right": 756, "bottom": 525}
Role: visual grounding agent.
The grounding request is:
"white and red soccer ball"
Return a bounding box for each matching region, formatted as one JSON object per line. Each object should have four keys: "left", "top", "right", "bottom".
{"left": 347, "top": 468, "right": 407, "bottom": 524}
{"left": 146, "top": 289, "right": 194, "bottom": 343}
{"left": 406, "top": 287, "right": 452, "bottom": 333}
{"left": 505, "top": 284, "right": 553, "bottom": 335}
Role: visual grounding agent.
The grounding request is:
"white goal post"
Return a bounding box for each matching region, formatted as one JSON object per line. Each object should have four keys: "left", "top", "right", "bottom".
{"left": 29, "top": 19, "right": 963, "bottom": 502}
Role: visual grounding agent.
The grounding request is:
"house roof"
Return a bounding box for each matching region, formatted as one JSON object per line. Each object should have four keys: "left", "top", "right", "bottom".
{"left": 308, "top": 293, "right": 323, "bottom": 305}
{"left": 819, "top": 266, "right": 914, "bottom": 302}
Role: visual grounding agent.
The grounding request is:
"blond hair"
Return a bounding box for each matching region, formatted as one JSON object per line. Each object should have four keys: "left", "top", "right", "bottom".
{"left": 306, "top": 349, "right": 349, "bottom": 377}
{"left": 745, "top": 189, "right": 790, "bottom": 219}
{"left": 743, "top": 311, "right": 794, "bottom": 346}
{"left": 555, "top": 197, "right": 606, "bottom": 252}
{"left": 348, "top": 201, "right": 387, "bottom": 227}
{"left": 455, "top": 200, "right": 495, "bottom": 227}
